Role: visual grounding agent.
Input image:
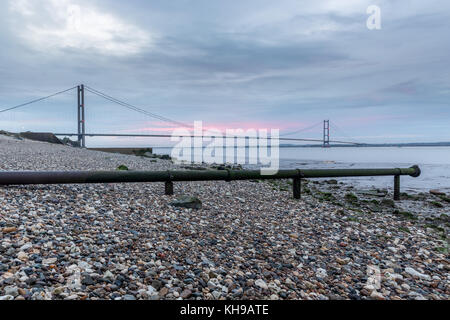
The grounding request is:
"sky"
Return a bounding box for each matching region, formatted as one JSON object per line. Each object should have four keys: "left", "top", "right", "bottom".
{"left": 0, "top": 0, "right": 449, "bottom": 147}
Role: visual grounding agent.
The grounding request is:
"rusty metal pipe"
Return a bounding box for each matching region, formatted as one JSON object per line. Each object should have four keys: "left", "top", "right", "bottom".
{"left": 0, "top": 166, "right": 420, "bottom": 200}
{"left": 0, "top": 166, "right": 420, "bottom": 185}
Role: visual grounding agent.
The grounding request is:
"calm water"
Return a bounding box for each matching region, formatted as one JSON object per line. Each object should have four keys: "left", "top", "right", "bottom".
{"left": 152, "top": 146, "right": 450, "bottom": 192}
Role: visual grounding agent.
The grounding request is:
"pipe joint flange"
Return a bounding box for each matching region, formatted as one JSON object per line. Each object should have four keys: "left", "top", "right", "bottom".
{"left": 409, "top": 165, "right": 421, "bottom": 178}
{"left": 225, "top": 169, "right": 232, "bottom": 182}
{"left": 167, "top": 170, "right": 173, "bottom": 182}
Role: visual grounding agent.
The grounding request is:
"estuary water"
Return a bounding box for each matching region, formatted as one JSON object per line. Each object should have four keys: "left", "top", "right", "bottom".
{"left": 152, "top": 146, "right": 450, "bottom": 193}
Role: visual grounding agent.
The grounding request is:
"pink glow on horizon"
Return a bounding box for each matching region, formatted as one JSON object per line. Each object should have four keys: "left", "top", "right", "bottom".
{"left": 115, "top": 115, "right": 406, "bottom": 135}
{"left": 118, "top": 120, "right": 318, "bottom": 134}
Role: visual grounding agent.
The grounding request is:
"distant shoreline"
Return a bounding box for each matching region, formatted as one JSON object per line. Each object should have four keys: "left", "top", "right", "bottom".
{"left": 279, "top": 142, "right": 450, "bottom": 148}
{"left": 146, "top": 143, "right": 450, "bottom": 149}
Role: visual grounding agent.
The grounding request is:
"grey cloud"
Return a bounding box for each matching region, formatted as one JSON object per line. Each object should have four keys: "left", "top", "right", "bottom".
{"left": 0, "top": 0, "right": 449, "bottom": 143}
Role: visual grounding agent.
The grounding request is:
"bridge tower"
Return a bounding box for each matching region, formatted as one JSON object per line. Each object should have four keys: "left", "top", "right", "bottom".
{"left": 323, "top": 120, "right": 330, "bottom": 148}
{"left": 77, "top": 84, "right": 86, "bottom": 148}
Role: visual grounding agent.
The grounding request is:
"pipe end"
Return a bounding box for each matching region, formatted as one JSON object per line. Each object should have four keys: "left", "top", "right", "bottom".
{"left": 410, "top": 165, "right": 421, "bottom": 177}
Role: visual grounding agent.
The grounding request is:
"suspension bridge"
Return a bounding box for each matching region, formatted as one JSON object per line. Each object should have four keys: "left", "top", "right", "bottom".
{"left": 0, "top": 84, "right": 362, "bottom": 148}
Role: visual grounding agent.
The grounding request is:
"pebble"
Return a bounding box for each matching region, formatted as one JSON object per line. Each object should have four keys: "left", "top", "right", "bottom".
{"left": 17, "top": 251, "right": 28, "bottom": 261}
{"left": 159, "top": 287, "right": 169, "bottom": 297}
{"left": 316, "top": 268, "right": 328, "bottom": 279}
{"left": 147, "top": 285, "right": 157, "bottom": 296}
{"left": 4, "top": 286, "right": 19, "bottom": 297}
{"left": 42, "top": 258, "right": 57, "bottom": 265}
{"left": 20, "top": 243, "right": 33, "bottom": 251}
{"left": 180, "top": 289, "right": 192, "bottom": 299}
{"left": 255, "top": 279, "right": 268, "bottom": 290}
{"left": 212, "top": 291, "right": 221, "bottom": 299}
{"left": 0, "top": 135, "right": 447, "bottom": 301}
{"left": 370, "top": 291, "right": 385, "bottom": 300}
{"left": 405, "top": 267, "right": 431, "bottom": 281}
{"left": 103, "top": 270, "right": 114, "bottom": 281}
{"left": 429, "top": 190, "right": 446, "bottom": 196}
{"left": 2, "top": 227, "right": 17, "bottom": 234}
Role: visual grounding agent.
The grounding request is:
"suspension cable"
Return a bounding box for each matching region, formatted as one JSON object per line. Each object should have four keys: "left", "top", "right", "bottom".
{"left": 0, "top": 86, "right": 78, "bottom": 114}
{"left": 85, "top": 86, "right": 192, "bottom": 128}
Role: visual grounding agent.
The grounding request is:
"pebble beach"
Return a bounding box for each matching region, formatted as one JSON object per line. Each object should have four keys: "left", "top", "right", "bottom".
{"left": 0, "top": 135, "right": 448, "bottom": 300}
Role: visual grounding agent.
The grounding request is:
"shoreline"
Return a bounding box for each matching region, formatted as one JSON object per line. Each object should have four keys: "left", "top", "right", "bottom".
{"left": 0, "top": 135, "right": 448, "bottom": 300}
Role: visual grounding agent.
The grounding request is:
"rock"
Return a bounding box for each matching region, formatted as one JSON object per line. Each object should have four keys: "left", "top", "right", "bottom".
{"left": 20, "top": 243, "right": 33, "bottom": 251}
{"left": 159, "top": 154, "right": 171, "bottom": 160}
{"left": 268, "top": 282, "right": 281, "bottom": 293}
{"left": 401, "top": 283, "right": 410, "bottom": 291}
{"left": 235, "top": 197, "right": 246, "bottom": 203}
{"left": 410, "top": 292, "right": 427, "bottom": 300}
{"left": 18, "top": 289, "right": 28, "bottom": 296}
{"left": 123, "top": 294, "right": 136, "bottom": 300}
{"left": 147, "top": 285, "right": 157, "bottom": 295}
{"left": 386, "top": 273, "right": 403, "bottom": 282}
{"left": 370, "top": 291, "right": 385, "bottom": 300}
{"left": 180, "top": 289, "right": 192, "bottom": 299}
{"left": 81, "top": 275, "right": 95, "bottom": 286}
{"left": 170, "top": 196, "right": 202, "bottom": 210}
{"left": 357, "top": 190, "right": 387, "bottom": 197}
{"left": 363, "top": 284, "right": 376, "bottom": 295}
{"left": 405, "top": 267, "right": 431, "bottom": 280}
{"left": 151, "top": 280, "right": 163, "bottom": 291}
{"left": 78, "top": 261, "right": 92, "bottom": 270}
{"left": 381, "top": 199, "right": 396, "bottom": 208}
{"left": 388, "top": 247, "right": 398, "bottom": 253}
{"left": 159, "top": 287, "right": 169, "bottom": 297}
{"left": 2, "top": 227, "right": 17, "bottom": 234}
{"left": 0, "top": 295, "right": 14, "bottom": 301}
{"left": 368, "top": 203, "right": 383, "bottom": 212}
{"left": 316, "top": 268, "right": 328, "bottom": 279}
{"left": 53, "top": 287, "right": 65, "bottom": 295}
{"left": 42, "top": 258, "right": 57, "bottom": 265}
{"left": 103, "top": 270, "right": 114, "bottom": 281}
{"left": 255, "top": 279, "right": 268, "bottom": 290}
{"left": 4, "top": 286, "right": 19, "bottom": 297}
{"left": 208, "top": 279, "right": 219, "bottom": 289}
{"left": 336, "top": 257, "right": 348, "bottom": 265}
{"left": 17, "top": 251, "right": 28, "bottom": 261}
{"left": 430, "top": 189, "right": 446, "bottom": 196}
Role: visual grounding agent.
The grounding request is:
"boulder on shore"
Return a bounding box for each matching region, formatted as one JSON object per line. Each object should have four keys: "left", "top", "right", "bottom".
{"left": 430, "top": 189, "right": 446, "bottom": 196}
{"left": 170, "top": 196, "right": 202, "bottom": 210}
